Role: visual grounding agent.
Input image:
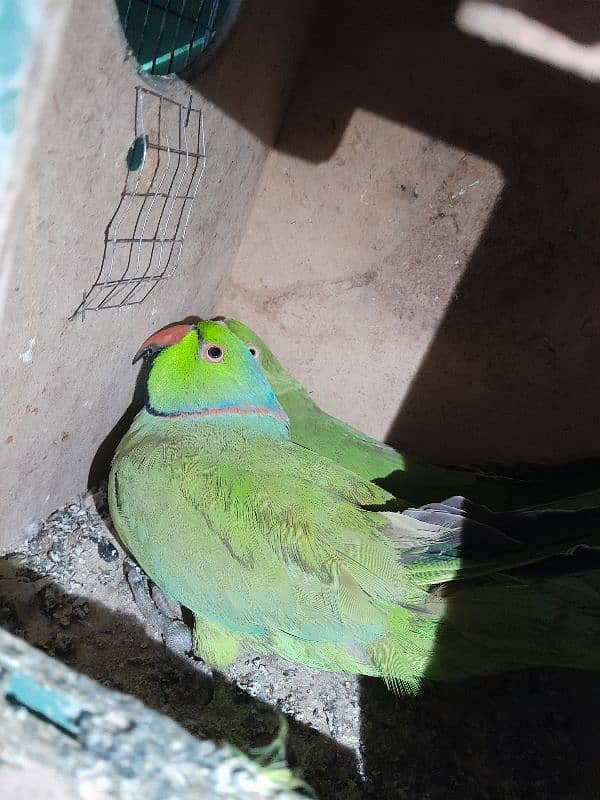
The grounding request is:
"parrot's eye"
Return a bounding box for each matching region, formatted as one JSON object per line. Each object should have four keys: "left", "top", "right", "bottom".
{"left": 246, "top": 343, "right": 260, "bottom": 360}
{"left": 202, "top": 343, "right": 225, "bottom": 363}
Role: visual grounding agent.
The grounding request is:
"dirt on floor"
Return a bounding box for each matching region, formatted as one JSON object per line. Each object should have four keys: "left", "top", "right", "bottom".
{"left": 1, "top": 487, "right": 599, "bottom": 799}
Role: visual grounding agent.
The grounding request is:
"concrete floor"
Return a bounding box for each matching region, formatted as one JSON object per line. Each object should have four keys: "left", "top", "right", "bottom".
{"left": 219, "top": 0, "right": 600, "bottom": 466}
{"left": 6, "top": 488, "right": 600, "bottom": 800}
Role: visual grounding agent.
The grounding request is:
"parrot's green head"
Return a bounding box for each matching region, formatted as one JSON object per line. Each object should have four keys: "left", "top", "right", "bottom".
{"left": 134, "top": 319, "right": 288, "bottom": 426}
{"left": 218, "top": 317, "right": 302, "bottom": 397}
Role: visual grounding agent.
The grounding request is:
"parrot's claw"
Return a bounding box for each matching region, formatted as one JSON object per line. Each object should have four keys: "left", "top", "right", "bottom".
{"left": 123, "top": 558, "right": 214, "bottom": 704}
{"left": 163, "top": 618, "right": 215, "bottom": 705}
{"left": 123, "top": 557, "right": 163, "bottom": 622}
{"left": 151, "top": 583, "right": 182, "bottom": 621}
{"left": 162, "top": 618, "right": 193, "bottom": 655}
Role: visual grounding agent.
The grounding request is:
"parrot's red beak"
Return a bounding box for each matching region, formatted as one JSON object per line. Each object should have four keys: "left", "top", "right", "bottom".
{"left": 133, "top": 323, "right": 195, "bottom": 364}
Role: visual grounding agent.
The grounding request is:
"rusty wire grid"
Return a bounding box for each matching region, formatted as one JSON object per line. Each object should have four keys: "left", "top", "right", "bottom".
{"left": 72, "top": 87, "right": 206, "bottom": 319}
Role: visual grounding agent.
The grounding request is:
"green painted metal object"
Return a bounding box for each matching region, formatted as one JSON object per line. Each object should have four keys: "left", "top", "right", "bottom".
{"left": 115, "top": 0, "right": 241, "bottom": 76}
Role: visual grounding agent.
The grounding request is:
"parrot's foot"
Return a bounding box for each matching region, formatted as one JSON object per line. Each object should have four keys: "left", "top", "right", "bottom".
{"left": 123, "top": 557, "right": 163, "bottom": 623}
{"left": 123, "top": 558, "right": 214, "bottom": 703}
{"left": 150, "top": 581, "right": 182, "bottom": 621}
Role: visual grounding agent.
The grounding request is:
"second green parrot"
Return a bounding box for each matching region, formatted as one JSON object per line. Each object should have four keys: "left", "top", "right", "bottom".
{"left": 221, "top": 318, "right": 600, "bottom": 510}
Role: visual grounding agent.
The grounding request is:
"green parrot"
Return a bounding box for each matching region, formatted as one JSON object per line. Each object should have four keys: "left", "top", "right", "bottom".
{"left": 109, "top": 320, "right": 600, "bottom": 692}
{"left": 220, "top": 317, "right": 600, "bottom": 510}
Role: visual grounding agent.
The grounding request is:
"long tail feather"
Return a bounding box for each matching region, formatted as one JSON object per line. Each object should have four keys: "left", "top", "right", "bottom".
{"left": 395, "top": 496, "right": 600, "bottom": 585}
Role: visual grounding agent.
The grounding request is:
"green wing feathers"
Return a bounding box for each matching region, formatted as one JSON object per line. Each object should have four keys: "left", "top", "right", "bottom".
{"left": 111, "top": 410, "right": 600, "bottom": 692}
{"left": 110, "top": 414, "right": 440, "bottom": 680}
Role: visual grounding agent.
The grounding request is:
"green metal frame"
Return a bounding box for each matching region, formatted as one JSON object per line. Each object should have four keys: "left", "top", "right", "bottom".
{"left": 115, "top": 0, "right": 238, "bottom": 76}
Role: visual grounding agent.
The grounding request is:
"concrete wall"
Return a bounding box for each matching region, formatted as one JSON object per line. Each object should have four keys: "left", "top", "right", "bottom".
{"left": 219, "top": 0, "right": 600, "bottom": 466}
{"left": 4, "top": 0, "right": 599, "bottom": 542}
{"left": 0, "top": 2, "right": 42, "bottom": 197}
{"left": 1, "top": 0, "right": 313, "bottom": 539}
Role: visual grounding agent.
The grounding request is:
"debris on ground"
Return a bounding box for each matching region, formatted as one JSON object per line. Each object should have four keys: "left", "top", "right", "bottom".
{"left": 1, "top": 487, "right": 598, "bottom": 799}
{"left": 0, "top": 628, "right": 308, "bottom": 800}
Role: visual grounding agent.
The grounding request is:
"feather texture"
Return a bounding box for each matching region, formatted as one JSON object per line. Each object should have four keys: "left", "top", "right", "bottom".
{"left": 109, "top": 321, "right": 600, "bottom": 691}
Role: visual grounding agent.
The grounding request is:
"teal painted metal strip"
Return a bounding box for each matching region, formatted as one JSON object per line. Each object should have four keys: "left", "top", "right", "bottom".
{"left": 6, "top": 671, "right": 83, "bottom": 735}
{"left": 116, "top": 0, "right": 226, "bottom": 76}
{"left": 0, "top": 0, "right": 41, "bottom": 188}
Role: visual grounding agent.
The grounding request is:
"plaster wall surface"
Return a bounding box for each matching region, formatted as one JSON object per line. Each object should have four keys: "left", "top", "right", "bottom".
{"left": 1, "top": 0, "right": 313, "bottom": 539}
{"left": 219, "top": 0, "right": 600, "bottom": 467}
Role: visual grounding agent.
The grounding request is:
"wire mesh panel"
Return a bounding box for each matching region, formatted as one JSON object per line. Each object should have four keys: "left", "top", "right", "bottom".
{"left": 72, "top": 87, "right": 206, "bottom": 319}
{"left": 116, "top": 0, "right": 230, "bottom": 75}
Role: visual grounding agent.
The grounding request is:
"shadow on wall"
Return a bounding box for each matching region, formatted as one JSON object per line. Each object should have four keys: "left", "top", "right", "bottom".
{"left": 184, "top": 0, "right": 318, "bottom": 148}
{"left": 198, "top": 0, "right": 600, "bottom": 464}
